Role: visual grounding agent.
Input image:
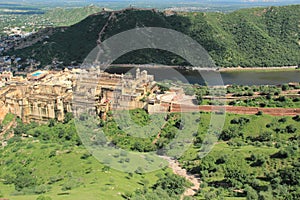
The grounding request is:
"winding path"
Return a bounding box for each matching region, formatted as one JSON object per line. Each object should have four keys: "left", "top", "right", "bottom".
{"left": 159, "top": 156, "right": 200, "bottom": 199}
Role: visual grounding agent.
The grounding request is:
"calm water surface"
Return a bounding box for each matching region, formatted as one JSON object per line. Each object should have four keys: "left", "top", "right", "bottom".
{"left": 105, "top": 67, "right": 300, "bottom": 86}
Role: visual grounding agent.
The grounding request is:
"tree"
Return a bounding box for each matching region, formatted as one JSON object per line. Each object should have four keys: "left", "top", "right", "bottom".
{"left": 258, "top": 189, "right": 273, "bottom": 200}
{"left": 245, "top": 185, "right": 258, "bottom": 200}
{"left": 195, "top": 90, "right": 204, "bottom": 105}
{"left": 48, "top": 119, "right": 56, "bottom": 127}
{"left": 204, "top": 191, "right": 217, "bottom": 200}
{"left": 220, "top": 129, "right": 236, "bottom": 141}
{"left": 286, "top": 125, "right": 297, "bottom": 133}
{"left": 153, "top": 173, "right": 188, "bottom": 196}
{"left": 256, "top": 111, "right": 263, "bottom": 116}
{"left": 14, "top": 169, "right": 37, "bottom": 191}
{"left": 36, "top": 196, "right": 52, "bottom": 200}
{"left": 63, "top": 112, "right": 74, "bottom": 124}
{"left": 281, "top": 84, "right": 289, "bottom": 91}
{"left": 292, "top": 115, "right": 300, "bottom": 122}
{"left": 279, "top": 167, "right": 300, "bottom": 186}
{"left": 256, "top": 131, "right": 272, "bottom": 142}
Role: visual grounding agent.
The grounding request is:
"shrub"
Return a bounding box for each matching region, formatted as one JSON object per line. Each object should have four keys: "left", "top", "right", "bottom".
{"left": 48, "top": 175, "right": 64, "bottom": 184}
{"left": 256, "top": 111, "right": 263, "bottom": 116}
{"left": 49, "top": 150, "right": 56, "bottom": 158}
{"left": 278, "top": 118, "right": 287, "bottom": 123}
{"left": 245, "top": 185, "right": 258, "bottom": 200}
{"left": 292, "top": 115, "right": 300, "bottom": 122}
{"left": 153, "top": 173, "right": 188, "bottom": 196}
{"left": 286, "top": 125, "right": 297, "bottom": 133}
{"left": 36, "top": 195, "right": 52, "bottom": 200}
{"left": 14, "top": 169, "right": 37, "bottom": 191}
{"left": 61, "top": 180, "right": 78, "bottom": 191}
{"left": 80, "top": 153, "right": 91, "bottom": 159}
{"left": 63, "top": 112, "right": 74, "bottom": 124}
{"left": 34, "top": 185, "right": 49, "bottom": 194}
{"left": 281, "top": 84, "right": 289, "bottom": 91}
{"left": 271, "top": 149, "right": 289, "bottom": 159}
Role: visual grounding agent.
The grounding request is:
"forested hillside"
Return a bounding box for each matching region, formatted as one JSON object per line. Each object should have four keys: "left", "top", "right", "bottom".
{"left": 42, "top": 6, "right": 105, "bottom": 27}
{"left": 9, "top": 5, "right": 300, "bottom": 67}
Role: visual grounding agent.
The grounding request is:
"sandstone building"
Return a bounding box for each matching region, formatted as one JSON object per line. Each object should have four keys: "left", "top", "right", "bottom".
{"left": 0, "top": 68, "right": 157, "bottom": 123}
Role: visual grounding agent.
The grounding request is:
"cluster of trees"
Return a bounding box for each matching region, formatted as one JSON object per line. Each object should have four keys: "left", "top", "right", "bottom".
{"left": 102, "top": 109, "right": 184, "bottom": 152}
{"left": 226, "top": 84, "right": 300, "bottom": 108}
{"left": 11, "top": 113, "right": 81, "bottom": 146}
{"left": 181, "top": 112, "right": 300, "bottom": 199}
{"left": 230, "top": 95, "right": 300, "bottom": 108}
{"left": 189, "top": 83, "right": 300, "bottom": 108}
{"left": 129, "top": 173, "right": 190, "bottom": 200}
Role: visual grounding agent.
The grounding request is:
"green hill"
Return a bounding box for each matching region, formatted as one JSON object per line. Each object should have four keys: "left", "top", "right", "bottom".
{"left": 9, "top": 5, "right": 300, "bottom": 67}
{"left": 43, "top": 6, "right": 105, "bottom": 27}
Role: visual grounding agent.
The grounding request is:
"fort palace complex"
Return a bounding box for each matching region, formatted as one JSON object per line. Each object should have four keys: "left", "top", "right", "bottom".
{"left": 0, "top": 68, "right": 187, "bottom": 123}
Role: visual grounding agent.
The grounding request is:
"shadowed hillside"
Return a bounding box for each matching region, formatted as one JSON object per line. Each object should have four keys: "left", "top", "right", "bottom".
{"left": 9, "top": 5, "right": 300, "bottom": 67}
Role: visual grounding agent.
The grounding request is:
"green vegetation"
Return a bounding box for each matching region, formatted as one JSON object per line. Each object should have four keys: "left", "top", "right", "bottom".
{"left": 180, "top": 113, "right": 300, "bottom": 199}
{"left": 1, "top": 104, "right": 300, "bottom": 199}
{"left": 9, "top": 5, "right": 300, "bottom": 67}
{"left": 42, "top": 6, "right": 104, "bottom": 27}
{"left": 190, "top": 83, "right": 300, "bottom": 108}
{"left": 0, "top": 6, "right": 103, "bottom": 36}
{"left": 0, "top": 139, "right": 170, "bottom": 200}
{"left": 9, "top": 11, "right": 109, "bottom": 67}
{"left": 1, "top": 115, "right": 189, "bottom": 200}
{"left": 226, "top": 84, "right": 300, "bottom": 108}
{"left": 130, "top": 172, "right": 191, "bottom": 200}
{"left": 102, "top": 109, "right": 184, "bottom": 153}
{"left": 1, "top": 113, "right": 15, "bottom": 126}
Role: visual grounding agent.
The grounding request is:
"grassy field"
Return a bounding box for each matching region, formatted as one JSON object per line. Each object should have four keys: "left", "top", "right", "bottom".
{"left": 0, "top": 141, "right": 168, "bottom": 200}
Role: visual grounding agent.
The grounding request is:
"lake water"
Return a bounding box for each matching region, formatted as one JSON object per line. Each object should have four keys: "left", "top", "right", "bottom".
{"left": 105, "top": 67, "right": 300, "bottom": 86}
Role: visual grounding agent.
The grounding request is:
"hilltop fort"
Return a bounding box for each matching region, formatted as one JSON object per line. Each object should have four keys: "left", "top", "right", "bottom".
{"left": 0, "top": 68, "right": 186, "bottom": 123}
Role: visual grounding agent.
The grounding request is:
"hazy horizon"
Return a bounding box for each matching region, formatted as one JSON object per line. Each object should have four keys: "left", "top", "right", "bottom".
{"left": 0, "top": 0, "right": 299, "bottom": 11}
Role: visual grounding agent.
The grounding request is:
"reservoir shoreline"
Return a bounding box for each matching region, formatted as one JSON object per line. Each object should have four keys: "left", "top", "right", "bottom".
{"left": 106, "top": 65, "right": 300, "bottom": 86}
{"left": 109, "top": 64, "right": 299, "bottom": 72}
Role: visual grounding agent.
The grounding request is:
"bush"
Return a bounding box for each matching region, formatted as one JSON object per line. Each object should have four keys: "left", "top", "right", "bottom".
{"left": 61, "top": 180, "right": 78, "bottom": 191}
{"left": 278, "top": 118, "right": 287, "bottom": 123}
{"left": 63, "top": 112, "right": 74, "bottom": 124}
{"left": 271, "top": 149, "right": 289, "bottom": 159}
{"left": 256, "top": 111, "right": 263, "bottom": 116}
{"left": 34, "top": 185, "right": 49, "bottom": 194}
{"left": 36, "top": 195, "right": 52, "bottom": 200}
{"left": 48, "top": 175, "right": 64, "bottom": 184}
{"left": 292, "top": 115, "right": 300, "bottom": 122}
{"left": 153, "top": 173, "right": 188, "bottom": 196}
{"left": 286, "top": 125, "right": 297, "bottom": 133}
{"left": 14, "top": 169, "right": 37, "bottom": 191}
{"left": 80, "top": 153, "right": 91, "bottom": 159}
{"left": 245, "top": 185, "right": 258, "bottom": 200}
{"left": 49, "top": 150, "right": 56, "bottom": 158}
{"left": 281, "top": 84, "right": 289, "bottom": 91}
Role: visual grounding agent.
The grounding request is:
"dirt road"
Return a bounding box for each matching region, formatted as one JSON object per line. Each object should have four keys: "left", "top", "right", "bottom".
{"left": 169, "top": 104, "right": 300, "bottom": 116}
{"left": 159, "top": 156, "right": 200, "bottom": 200}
